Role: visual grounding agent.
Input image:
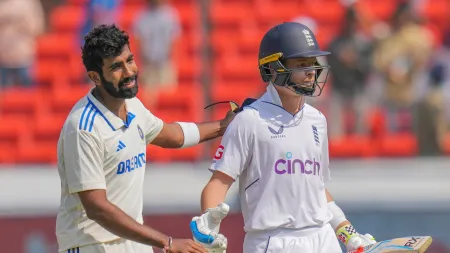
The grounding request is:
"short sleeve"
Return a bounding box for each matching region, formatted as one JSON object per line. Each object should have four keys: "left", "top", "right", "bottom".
{"left": 63, "top": 129, "right": 106, "bottom": 194}
{"left": 144, "top": 109, "right": 164, "bottom": 144}
{"left": 321, "top": 117, "right": 331, "bottom": 182}
{"left": 209, "top": 113, "right": 254, "bottom": 180}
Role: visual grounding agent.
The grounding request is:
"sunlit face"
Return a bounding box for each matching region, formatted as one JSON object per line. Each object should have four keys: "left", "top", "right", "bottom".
{"left": 97, "top": 46, "right": 139, "bottom": 99}
{"left": 273, "top": 57, "right": 317, "bottom": 97}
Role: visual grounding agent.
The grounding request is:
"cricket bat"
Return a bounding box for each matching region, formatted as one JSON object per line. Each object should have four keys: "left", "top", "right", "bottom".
{"left": 348, "top": 236, "right": 433, "bottom": 253}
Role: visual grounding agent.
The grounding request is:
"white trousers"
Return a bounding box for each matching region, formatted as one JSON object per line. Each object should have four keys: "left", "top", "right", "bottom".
{"left": 243, "top": 224, "right": 342, "bottom": 253}
{"left": 61, "top": 238, "right": 154, "bottom": 253}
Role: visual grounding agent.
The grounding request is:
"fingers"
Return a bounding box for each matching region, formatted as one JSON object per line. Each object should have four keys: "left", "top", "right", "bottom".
{"left": 189, "top": 240, "right": 208, "bottom": 253}
{"left": 190, "top": 219, "right": 215, "bottom": 244}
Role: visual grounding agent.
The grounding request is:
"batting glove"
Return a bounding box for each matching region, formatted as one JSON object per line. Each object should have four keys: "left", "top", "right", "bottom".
{"left": 336, "top": 224, "right": 376, "bottom": 252}
{"left": 190, "top": 203, "right": 229, "bottom": 253}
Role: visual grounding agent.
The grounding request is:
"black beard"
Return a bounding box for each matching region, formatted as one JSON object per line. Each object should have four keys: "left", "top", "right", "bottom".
{"left": 100, "top": 72, "right": 139, "bottom": 99}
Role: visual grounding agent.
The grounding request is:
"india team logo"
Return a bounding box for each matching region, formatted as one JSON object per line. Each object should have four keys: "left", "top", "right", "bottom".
{"left": 274, "top": 152, "right": 320, "bottom": 175}
{"left": 137, "top": 125, "right": 144, "bottom": 141}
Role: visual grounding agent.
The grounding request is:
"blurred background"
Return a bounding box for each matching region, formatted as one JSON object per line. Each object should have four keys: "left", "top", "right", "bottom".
{"left": 0, "top": 0, "right": 449, "bottom": 252}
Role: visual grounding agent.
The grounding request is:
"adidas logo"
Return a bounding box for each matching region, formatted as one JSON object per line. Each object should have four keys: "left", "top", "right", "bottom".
{"left": 116, "top": 140, "right": 126, "bottom": 152}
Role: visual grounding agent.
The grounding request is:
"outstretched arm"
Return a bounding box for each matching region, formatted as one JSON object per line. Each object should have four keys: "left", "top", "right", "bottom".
{"left": 150, "top": 109, "right": 236, "bottom": 149}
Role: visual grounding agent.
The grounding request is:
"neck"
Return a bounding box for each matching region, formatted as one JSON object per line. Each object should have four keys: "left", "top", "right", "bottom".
{"left": 94, "top": 88, "right": 127, "bottom": 119}
{"left": 279, "top": 93, "right": 305, "bottom": 115}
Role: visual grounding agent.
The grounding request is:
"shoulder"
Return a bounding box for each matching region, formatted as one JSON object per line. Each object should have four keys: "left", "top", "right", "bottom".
{"left": 225, "top": 106, "right": 259, "bottom": 136}
{"left": 235, "top": 105, "right": 260, "bottom": 123}
{"left": 303, "top": 103, "right": 327, "bottom": 124}
{"left": 62, "top": 97, "right": 101, "bottom": 137}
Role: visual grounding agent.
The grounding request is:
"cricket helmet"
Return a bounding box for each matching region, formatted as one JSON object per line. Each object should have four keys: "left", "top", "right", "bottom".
{"left": 258, "top": 22, "right": 331, "bottom": 96}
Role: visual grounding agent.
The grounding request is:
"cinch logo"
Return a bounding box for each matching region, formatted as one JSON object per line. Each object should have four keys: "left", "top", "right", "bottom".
{"left": 117, "top": 153, "right": 146, "bottom": 175}
{"left": 274, "top": 152, "right": 320, "bottom": 175}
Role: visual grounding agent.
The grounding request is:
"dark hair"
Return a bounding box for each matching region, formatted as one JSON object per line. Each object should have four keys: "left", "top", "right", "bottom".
{"left": 82, "top": 24, "right": 130, "bottom": 73}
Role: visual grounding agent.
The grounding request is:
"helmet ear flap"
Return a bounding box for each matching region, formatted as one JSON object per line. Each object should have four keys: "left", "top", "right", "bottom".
{"left": 259, "top": 65, "right": 272, "bottom": 82}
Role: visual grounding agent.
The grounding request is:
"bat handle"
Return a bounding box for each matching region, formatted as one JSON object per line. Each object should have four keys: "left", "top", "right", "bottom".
{"left": 348, "top": 246, "right": 364, "bottom": 253}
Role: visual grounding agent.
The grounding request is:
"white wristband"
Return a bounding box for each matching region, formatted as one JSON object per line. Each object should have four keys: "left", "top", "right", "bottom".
{"left": 176, "top": 122, "right": 200, "bottom": 148}
{"left": 328, "top": 201, "right": 347, "bottom": 231}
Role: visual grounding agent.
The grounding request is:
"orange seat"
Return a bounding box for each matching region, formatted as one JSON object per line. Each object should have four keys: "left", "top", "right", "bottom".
{"left": 157, "top": 87, "right": 202, "bottom": 108}
{"left": 377, "top": 133, "right": 418, "bottom": 157}
{"left": 178, "top": 32, "right": 202, "bottom": 57}
{"left": 117, "top": 4, "right": 145, "bottom": 32}
{"left": 122, "top": 0, "right": 146, "bottom": 4}
{"left": 0, "top": 88, "right": 45, "bottom": 116}
{"left": 165, "top": 146, "right": 202, "bottom": 162}
{"left": 0, "top": 116, "right": 30, "bottom": 164}
{"left": 306, "top": 0, "right": 345, "bottom": 25}
{"left": 0, "top": 116, "right": 29, "bottom": 143}
{"left": 66, "top": 0, "right": 89, "bottom": 5}
{"left": 237, "top": 31, "right": 264, "bottom": 56}
{"left": 68, "top": 52, "right": 88, "bottom": 83}
{"left": 211, "top": 82, "right": 264, "bottom": 104}
{"left": 213, "top": 56, "right": 260, "bottom": 83}
{"left": 175, "top": 3, "right": 200, "bottom": 31}
{"left": 255, "top": 3, "right": 302, "bottom": 25}
{"left": 50, "top": 85, "right": 91, "bottom": 115}
{"left": 357, "top": 0, "right": 395, "bottom": 21}
{"left": 36, "top": 33, "right": 77, "bottom": 59}
{"left": 0, "top": 142, "right": 17, "bottom": 164}
{"left": 329, "top": 135, "right": 375, "bottom": 158}
{"left": 443, "top": 133, "right": 450, "bottom": 155}
{"left": 33, "top": 59, "right": 64, "bottom": 85}
{"left": 210, "top": 2, "right": 250, "bottom": 27}
{"left": 420, "top": 0, "right": 449, "bottom": 22}
{"left": 17, "top": 140, "right": 58, "bottom": 164}
{"left": 154, "top": 108, "right": 199, "bottom": 123}
{"left": 146, "top": 145, "right": 202, "bottom": 162}
{"left": 50, "top": 5, "right": 85, "bottom": 32}
{"left": 33, "top": 113, "right": 66, "bottom": 142}
{"left": 176, "top": 56, "right": 202, "bottom": 82}
{"left": 210, "top": 30, "right": 239, "bottom": 56}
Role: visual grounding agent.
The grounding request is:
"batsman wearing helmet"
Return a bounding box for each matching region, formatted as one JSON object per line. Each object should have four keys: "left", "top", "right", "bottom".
{"left": 190, "top": 22, "right": 377, "bottom": 253}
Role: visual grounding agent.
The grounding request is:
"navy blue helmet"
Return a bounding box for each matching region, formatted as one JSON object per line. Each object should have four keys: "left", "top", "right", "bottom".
{"left": 258, "top": 22, "right": 331, "bottom": 96}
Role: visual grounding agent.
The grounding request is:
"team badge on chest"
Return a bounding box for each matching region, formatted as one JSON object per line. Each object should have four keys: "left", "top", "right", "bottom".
{"left": 137, "top": 125, "right": 144, "bottom": 141}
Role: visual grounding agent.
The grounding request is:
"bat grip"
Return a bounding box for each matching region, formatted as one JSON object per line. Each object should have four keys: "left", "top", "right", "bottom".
{"left": 347, "top": 246, "right": 364, "bottom": 253}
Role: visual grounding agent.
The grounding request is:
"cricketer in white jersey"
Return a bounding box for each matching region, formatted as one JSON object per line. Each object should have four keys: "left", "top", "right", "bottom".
{"left": 190, "top": 22, "right": 376, "bottom": 253}
{"left": 56, "top": 90, "right": 161, "bottom": 252}
{"left": 56, "top": 24, "right": 232, "bottom": 253}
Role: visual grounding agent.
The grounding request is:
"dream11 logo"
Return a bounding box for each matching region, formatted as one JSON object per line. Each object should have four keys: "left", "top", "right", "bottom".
{"left": 274, "top": 152, "right": 321, "bottom": 175}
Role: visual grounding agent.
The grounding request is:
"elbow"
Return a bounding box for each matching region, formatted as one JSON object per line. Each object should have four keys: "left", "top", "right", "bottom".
{"left": 84, "top": 205, "right": 107, "bottom": 222}
{"left": 85, "top": 208, "right": 102, "bottom": 221}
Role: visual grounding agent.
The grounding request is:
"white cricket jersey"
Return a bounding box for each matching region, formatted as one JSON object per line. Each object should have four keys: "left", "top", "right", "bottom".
{"left": 210, "top": 92, "right": 332, "bottom": 233}
{"left": 56, "top": 89, "right": 163, "bottom": 251}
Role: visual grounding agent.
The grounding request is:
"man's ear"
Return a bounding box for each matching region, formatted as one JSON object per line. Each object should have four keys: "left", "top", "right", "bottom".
{"left": 87, "top": 71, "right": 100, "bottom": 86}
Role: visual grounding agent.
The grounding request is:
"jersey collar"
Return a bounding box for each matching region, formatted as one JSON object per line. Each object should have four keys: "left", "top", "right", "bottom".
{"left": 260, "top": 87, "right": 305, "bottom": 118}
{"left": 87, "top": 89, "right": 135, "bottom": 131}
